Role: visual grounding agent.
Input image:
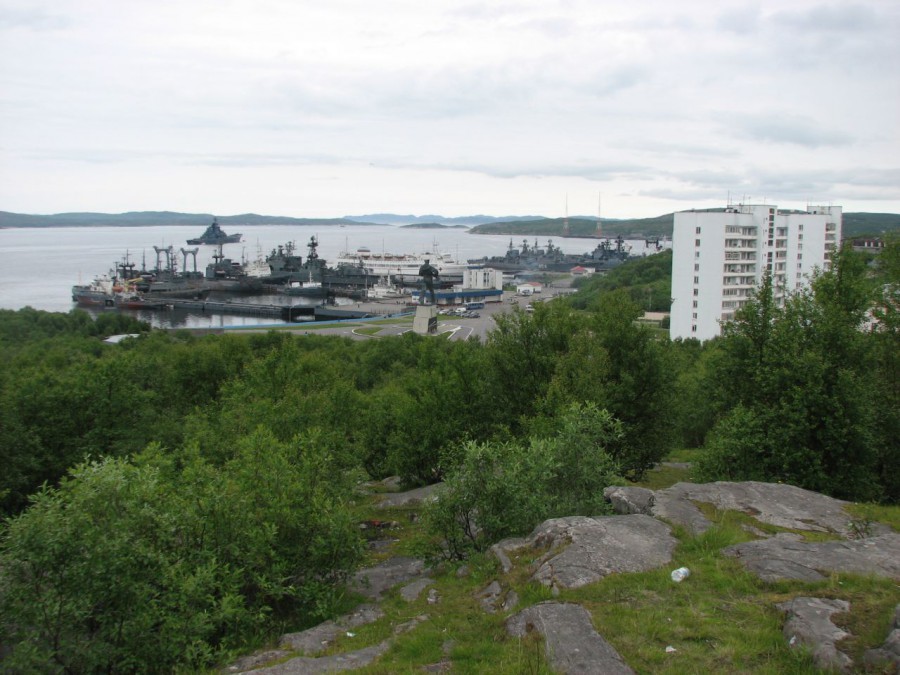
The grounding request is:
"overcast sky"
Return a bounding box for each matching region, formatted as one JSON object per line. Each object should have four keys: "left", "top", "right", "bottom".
{"left": 1, "top": 0, "right": 898, "bottom": 219}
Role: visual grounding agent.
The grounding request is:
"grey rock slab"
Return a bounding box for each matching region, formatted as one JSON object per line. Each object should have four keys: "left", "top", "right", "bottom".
{"left": 350, "top": 556, "right": 428, "bottom": 600}
{"left": 280, "top": 604, "right": 384, "bottom": 655}
{"left": 724, "top": 532, "right": 900, "bottom": 582}
{"left": 506, "top": 602, "right": 634, "bottom": 674}
{"left": 249, "top": 641, "right": 391, "bottom": 674}
{"left": 225, "top": 649, "right": 292, "bottom": 672}
{"left": 400, "top": 577, "right": 434, "bottom": 602}
{"left": 603, "top": 486, "right": 655, "bottom": 516}
{"left": 778, "top": 597, "right": 853, "bottom": 673}
{"left": 654, "top": 481, "right": 858, "bottom": 536}
{"left": 524, "top": 514, "right": 677, "bottom": 590}
{"left": 864, "top": 604, "right": 900, "bottom": 669}
{"left": 375, "top": 483, "right": 442, "bottom": 509}
{"left": 476, "top": 580, "right": 502, "bottom": 613}
{"left": 489, "top": 536, "right": 528, "bottom": 574}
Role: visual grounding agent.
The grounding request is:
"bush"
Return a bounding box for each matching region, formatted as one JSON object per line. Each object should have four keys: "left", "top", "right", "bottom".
{"left": 426, "top": 402, "right": 623, "bottom": 559}
{"left": 0, "top": 430, "right": 363, "bottom": 673}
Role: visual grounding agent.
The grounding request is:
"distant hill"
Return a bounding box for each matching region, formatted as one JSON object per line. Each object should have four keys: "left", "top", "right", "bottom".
{"left": 399, "top": 222, "right": 468, "bottom": 230}
{"left": 841, "top": 212, "right": 900, "bottom": 238}
{"left": 468, "top": 215, "right": 674, "bottom": 238}
{"left": 2, "top": 210, "right": 896, "bottom": 239}
{"left": 470, "top": 212, "right": 900, "bottom": 240}
{"left": 0, "top": 211, "right": 372, "bottom": 228}
{"left": 344, "top": 214, "right": 542, "bottom": 226}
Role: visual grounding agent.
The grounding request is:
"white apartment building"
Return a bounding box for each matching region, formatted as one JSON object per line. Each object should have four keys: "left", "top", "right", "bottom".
{"left": 670, "top": 203, "right": 841, "bottom": 341}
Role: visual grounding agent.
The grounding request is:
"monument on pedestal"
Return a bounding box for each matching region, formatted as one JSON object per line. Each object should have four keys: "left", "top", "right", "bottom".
{"left": 413, "top": 259, "right": 440, "bottom": 335}
{"left": 413, "top": 304, "right": 438, "bottom": 334}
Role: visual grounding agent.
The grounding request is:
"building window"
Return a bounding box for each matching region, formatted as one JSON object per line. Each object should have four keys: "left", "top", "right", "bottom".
{"left": 797, "top": 253, "right": 802, "bottom": 260}
{"left": 694, "top": 276, "right": 699, "bottom": 284}
{"left": 695, "top": 239, "right": 701, "bottom": 247}
{"left": 691, "top": 325, "right": 697, "bottom": 333}
{"left": 799, "top": 224, "right": 804, "bottom": 231}
{"left": 798, "top": 233, "right": 803, "bottom": 241}
{"left": 693, "top": 289, "right": 699, "bottom": 296}
{"left": 695, "top": 251, "right": 700, "bottom": 259}
{"left": 692, "top": 313, "right": 697, "bottom": 319}
{"left": 696, "top": 226, "right": 701, "bottom": 234}
{"left": 692, "top": 300, "right": 698, "bottom": 308}
{"left": 694, "top": 263, "right": 700, "bottom": 271}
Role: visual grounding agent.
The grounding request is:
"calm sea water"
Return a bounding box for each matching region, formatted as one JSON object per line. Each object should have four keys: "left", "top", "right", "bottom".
{"left": 0, "top": 224, "right": 661, "bottom": 328}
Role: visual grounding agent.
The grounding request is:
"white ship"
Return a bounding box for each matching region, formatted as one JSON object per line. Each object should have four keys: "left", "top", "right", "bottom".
{"left": 333, "top": 245, "right": 470, "bottom": 281}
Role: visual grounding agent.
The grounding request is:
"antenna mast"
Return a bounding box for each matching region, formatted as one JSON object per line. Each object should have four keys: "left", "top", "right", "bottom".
{"left": 596, "top": 192, "right": 603, "bottom": 238}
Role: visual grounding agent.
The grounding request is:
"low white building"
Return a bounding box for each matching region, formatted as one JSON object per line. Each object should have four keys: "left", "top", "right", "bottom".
{"left": 461, "top": 267, "right": 503, "bottom": 291}
{"left": 516, "top": 281, "right": 543, "bottom": 295}
{"left": 670, "top": 203, "right": 841, "bottom": 341}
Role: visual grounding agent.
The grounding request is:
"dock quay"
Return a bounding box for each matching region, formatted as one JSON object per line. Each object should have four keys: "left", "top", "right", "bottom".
{"left": 162, "top": 298, "right": 409, "bottom": 322}
{"left": 164, "top": 298, "right": 315, "bottom": 321}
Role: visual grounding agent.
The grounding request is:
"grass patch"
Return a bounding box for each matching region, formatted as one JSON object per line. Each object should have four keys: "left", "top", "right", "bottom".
{"left": 691, "top": 502, "right": 844, "bottom": 542}
{"left": 637, "top": 464, "right": 694, "bottom": 490}
{"left": 354, "top": 326, "right": 383, "bottom": 336}
{"left": 667, "top": 448, "right": 703, "bottom": 463}
{"left": 845, "top": 502, "right": 900, "bottom": 534}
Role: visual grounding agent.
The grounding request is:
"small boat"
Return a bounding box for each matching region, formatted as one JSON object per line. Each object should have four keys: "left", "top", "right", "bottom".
{"left": 72, "top": 275, "right": 116, "bottom": 306}
{"left": 186, "top": 218, "right": 242, "bottom": 245}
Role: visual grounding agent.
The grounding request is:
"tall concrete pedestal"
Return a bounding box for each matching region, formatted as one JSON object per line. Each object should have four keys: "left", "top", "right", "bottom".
{"left": 413, "top": 304, "right": 438, "bottom": 335}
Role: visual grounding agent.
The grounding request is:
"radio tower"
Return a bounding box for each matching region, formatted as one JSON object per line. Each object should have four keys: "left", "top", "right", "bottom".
{"left": 596, "top": 193, "right": 603, "bottom": 238}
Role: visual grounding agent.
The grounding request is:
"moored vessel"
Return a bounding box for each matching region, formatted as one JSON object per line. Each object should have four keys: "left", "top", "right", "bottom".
{"left": 186, "top": 218, "right": 242, "bottom": 245}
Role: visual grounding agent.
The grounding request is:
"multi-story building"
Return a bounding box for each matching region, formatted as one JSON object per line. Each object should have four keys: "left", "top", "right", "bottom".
{"left": 670, "top": 203, "right": 841, "bottom": 341}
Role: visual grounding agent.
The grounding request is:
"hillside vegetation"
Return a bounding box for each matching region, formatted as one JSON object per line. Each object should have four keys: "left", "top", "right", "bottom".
{"left": 470, "top": 212, "right": 900, "bottom": 239}
{"left": 0, "top": 240, "right": 897, "bottom": 671}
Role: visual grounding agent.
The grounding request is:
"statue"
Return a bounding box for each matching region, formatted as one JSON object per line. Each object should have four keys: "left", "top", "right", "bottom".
{"left": 418, "top": 259, "right": 439, "bottom": 305}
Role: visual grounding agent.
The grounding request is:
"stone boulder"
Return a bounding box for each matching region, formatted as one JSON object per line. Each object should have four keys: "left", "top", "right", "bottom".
{"left": 375, "top": 483, "right": 443, "bottom": 509}
{"left": 496, "top": 514, "right": 676, "bottom": 591}
{"left": 607, "top": 481, "right": 863, "bottom": 537}
{"left": 724, "top": 532, "right": 900, "bottom": 582}
{"left": 506, "top": 602, "right": 634, "bottom": 674}
{"left": 603, "top": 486, "right": 654, "bottom": 516}
{"left": 778, "top": 597, "right": 852, "bottom": 673}
{"left": 350, "top": 556, "right": 428, "bottom": 600}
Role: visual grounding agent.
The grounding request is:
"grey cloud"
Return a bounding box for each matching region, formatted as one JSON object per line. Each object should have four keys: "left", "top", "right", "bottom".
{"left": 0, "top": 6, "right": 69, "bottom": 30}
{"left": 647, "top": 165, "right": 900, "bottom": 203}
{"left": 616, "top": 140, "right": 740, "bottom": 160}
{"left": 716, "top": 3, "right": 762, "bottom": 34}
{"left": 726, "top": 113, "right": 854, "bottom": 148}
{"left": 770, "top": 2, "right": 879, "bottom": 32}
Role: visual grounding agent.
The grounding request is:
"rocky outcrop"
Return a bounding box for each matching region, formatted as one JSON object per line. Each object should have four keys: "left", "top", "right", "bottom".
{"left": 227, "top": 481, "right": 899, "bottom": 674}
{"left": 374, "top": 483, "right": 443, "bottom": 509}
{"left": 778, "top": 597, "right": 853, "bottom": 673}
{"left": 864, "top": 604, "right": 900, "bottom": 669}
{"left": 497, "top": 514, "right": 677, "bottom": 591}
{"left": 506, "top": 602, "right": 634, "bottom": 674}
{"left": 606, "top": 481, "right": 861, "bottom": 536}
{"left": 350, "top": 556, "right": 429, "bottom": 600}
{"left": 724, "top": 532, "right": 900, "bottom": 582}
{"left": 280, "top": 605, "right": 384, "bottom": 656}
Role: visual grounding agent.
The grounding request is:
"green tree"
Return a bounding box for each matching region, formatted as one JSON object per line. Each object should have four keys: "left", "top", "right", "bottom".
{"left": 697, "top": 249, "right": 885, "bottom": 501}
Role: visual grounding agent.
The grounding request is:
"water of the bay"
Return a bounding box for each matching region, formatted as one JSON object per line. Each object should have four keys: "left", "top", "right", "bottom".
{"left": 0, "top": 224, "right": 663, "bottom": 328}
